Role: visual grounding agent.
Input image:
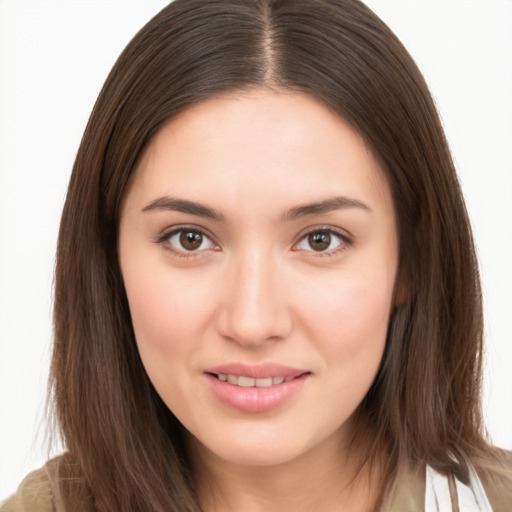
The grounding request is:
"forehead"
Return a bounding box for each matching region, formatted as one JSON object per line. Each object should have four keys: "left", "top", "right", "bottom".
{"left": 126, "top": 88, "right": 392, "bottom": 215}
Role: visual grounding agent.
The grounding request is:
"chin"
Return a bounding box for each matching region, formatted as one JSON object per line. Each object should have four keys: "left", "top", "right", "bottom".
{"left": 186, "top": 420, "right": 336, "bottom": 469}
{"left": 207, "top": 441, "right": 308, "bottom": 467}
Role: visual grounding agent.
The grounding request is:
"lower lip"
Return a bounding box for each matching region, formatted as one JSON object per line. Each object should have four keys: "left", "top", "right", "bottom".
{"left": 206, "top": 374, "right": 309, "bottom": 413}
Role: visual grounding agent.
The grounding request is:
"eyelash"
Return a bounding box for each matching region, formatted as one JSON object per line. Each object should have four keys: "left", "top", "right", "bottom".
{"left": 155, "top": 225, "right": 353, "bottom": 258}
{"left": 155, "top": 225, "right": 219, "bottom": 258}
{"left": 294, "top": 227, "right": 352, "bottom": 256}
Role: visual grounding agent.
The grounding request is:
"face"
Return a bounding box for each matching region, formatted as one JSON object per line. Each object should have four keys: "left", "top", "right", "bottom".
{"left": 118, "top": 89, "right": 399, "bottom": 468}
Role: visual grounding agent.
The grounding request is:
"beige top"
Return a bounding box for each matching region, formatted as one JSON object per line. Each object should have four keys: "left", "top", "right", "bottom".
{"left": 2, "top": 455, "right": 511, "bottom": 511}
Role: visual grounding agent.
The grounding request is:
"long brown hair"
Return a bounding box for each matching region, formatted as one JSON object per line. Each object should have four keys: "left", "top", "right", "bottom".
{"left": 51, "top": 0, "right": 494, "bottom": 509}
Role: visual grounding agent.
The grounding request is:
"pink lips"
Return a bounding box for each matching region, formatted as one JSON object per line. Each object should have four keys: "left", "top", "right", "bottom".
{"left": 205, "top": 363, "right": 310, "bottom": 413}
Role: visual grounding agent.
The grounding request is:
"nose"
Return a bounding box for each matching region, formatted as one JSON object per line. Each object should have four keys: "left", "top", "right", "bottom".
{"left": 216, "top": 249, "right": 293, "bottom": 347}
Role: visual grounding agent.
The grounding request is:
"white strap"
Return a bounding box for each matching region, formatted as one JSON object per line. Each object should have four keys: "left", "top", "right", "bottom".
{"left": 425, "top": 464, "right": 453, "bottom": 511}
{"left": 425, "top": 462, "right": 493, "bottom": 511}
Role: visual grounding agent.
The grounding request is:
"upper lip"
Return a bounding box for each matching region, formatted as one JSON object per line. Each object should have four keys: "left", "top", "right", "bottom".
{"left": 206, "top": 363, "right": 310, "bottom": 379}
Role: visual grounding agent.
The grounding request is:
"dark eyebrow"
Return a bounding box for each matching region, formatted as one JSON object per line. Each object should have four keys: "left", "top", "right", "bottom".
{"left": 142, "top": 195, "right": 369, "bottom": 222}
{"left": 142, "top": 196, "right": 224, "bottom": 221}
{"left": 284, "top": 196, "right": 371, "bottom": 220}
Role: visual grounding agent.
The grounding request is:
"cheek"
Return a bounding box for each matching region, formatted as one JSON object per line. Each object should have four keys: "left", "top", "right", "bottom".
{"left": 298, "top": 267, "right": 395, "bottom": 371}
{"left": 123, "top": 269, "right": 213, "bottom": 358}
{"left": 122, "top": 270, "right": 215, "bottom": 411}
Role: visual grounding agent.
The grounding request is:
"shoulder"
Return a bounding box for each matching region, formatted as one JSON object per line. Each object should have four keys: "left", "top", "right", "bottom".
{"left": 478, "top": 448, "right": 512, "bottom": 511}
{"left": 1, "top": 457, "right": 63, "bottom": 512}
{"left": 380, "top": 463, "right": 425, "bottom": 511}
{"left": 382, "top": 450, "right": 512, "bottom": 511}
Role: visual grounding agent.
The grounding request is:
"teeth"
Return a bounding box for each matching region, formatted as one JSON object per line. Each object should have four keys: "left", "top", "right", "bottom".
{"left": 238, "top": 376, "right": 255, "bottom": 387}
{"left": 255, "top": 377, "right": 273, "bottom": 387}
{"left": 217, "top": 374, "right": 296, "bottom": 387}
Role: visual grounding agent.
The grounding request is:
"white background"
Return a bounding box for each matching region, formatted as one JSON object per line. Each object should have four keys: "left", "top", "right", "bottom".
{"left": 0, "top": 0, "right": 511, "bottom": 501}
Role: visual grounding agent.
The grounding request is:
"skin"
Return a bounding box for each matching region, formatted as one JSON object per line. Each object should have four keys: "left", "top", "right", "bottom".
{"left": 118, "top": 88, "right": 399, "bottom": 512}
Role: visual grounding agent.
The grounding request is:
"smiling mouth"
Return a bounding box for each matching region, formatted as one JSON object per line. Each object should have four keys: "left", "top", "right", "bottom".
{"left": 210, "top": 373, "right": 307, "bottom": 388}
{"left": 206, "top": 370, "right": 310, "bottom": 412}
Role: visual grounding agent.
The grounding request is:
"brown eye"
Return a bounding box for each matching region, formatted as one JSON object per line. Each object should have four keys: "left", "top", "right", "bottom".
{"left": 296, "top": 230, "right": 345, "bottom": 253}
{"left": 180, "top": 231, "right": 203, "bottom": 250}
{"left": 308, "top": 232, "right": 331, "bottom": 251}
{"left": 167, "top": 229, "right": 215, "bottom": 253}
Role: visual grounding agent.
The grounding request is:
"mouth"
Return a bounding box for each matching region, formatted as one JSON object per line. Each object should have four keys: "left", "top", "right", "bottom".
{"left": 208, "top": 373, "right": 305, "bottom": 388}
{"left": 205, "top": 365, "right": 311, "bottom": 413}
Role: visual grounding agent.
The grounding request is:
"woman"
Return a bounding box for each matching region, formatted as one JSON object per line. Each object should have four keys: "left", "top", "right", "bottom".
{"left": 2, "top": 0, "right": 511, "bottom": 510}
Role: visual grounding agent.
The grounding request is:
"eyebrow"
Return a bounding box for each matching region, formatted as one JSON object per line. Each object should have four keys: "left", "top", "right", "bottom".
{"left": 142, "top": 197, "right": 224, "bottom": 221}
{"left": 284, "top": 196, "right": 371, "bottom": 220}
{"left": 141, "top": 195, "right": 371, "bottom": 221}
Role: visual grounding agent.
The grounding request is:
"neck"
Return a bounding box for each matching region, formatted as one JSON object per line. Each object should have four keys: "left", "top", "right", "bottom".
{"left": 188, "top": 429, "right": 386, "bottom": 512}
